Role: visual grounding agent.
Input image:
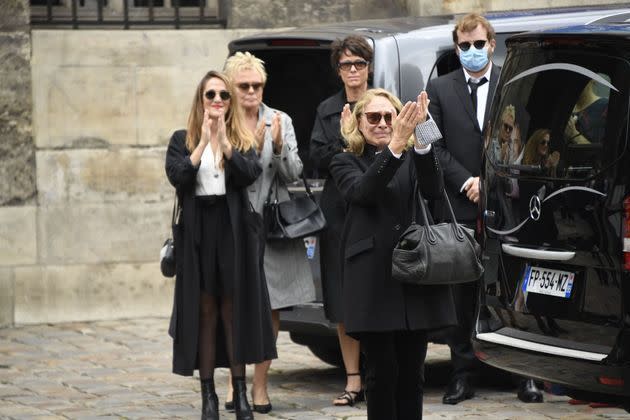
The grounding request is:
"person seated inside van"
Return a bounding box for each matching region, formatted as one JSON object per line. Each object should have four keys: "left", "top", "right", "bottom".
{"left": 522, "top": 128, "right": 560, "bottom": 177}
{"left": 564, "top": 79, "right": 609, "bottom": 144}
{"left": 490, "top": 104, "right": 522, "bottom": 165}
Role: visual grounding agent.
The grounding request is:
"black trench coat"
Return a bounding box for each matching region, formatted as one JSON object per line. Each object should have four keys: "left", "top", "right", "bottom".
{"left": 329, "top": 145, "right": 458, "bottom": 337}
{"left": 165, "top": 130, "right": 277, "bottom": 376}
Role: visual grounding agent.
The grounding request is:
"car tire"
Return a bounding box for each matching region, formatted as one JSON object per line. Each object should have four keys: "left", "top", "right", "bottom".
{"left": 306, "top": 343, "right": 344, "bottom": 368}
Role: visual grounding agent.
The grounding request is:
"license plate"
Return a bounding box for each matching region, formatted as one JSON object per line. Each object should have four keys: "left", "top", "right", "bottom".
{"left": 522, "top": 265, "right": 574, "bottom": 298}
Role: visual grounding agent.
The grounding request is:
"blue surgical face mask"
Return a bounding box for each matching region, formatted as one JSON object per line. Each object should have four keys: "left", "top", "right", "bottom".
{"left": 458, "top": 45, "right": 489, "bottom": 72}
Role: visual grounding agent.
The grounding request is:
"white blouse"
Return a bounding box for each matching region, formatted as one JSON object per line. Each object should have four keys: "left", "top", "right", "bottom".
{"left": 195, "top": 143, "right": 226, "bottom": 196}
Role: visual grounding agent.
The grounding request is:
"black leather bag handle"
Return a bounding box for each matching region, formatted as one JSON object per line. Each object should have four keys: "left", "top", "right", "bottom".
{"left": 413, "top": 182, "right": 466, "bottom": 242}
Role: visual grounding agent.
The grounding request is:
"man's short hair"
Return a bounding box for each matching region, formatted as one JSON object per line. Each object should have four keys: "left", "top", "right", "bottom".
{"left": 330, "top": 35, "right": 373, "bottom": 71}
{"left": 452, "top": 13, "right": 496, "bottom": 45}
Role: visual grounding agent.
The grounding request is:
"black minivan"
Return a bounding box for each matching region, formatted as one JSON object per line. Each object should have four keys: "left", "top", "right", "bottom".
{"left": 473, "top": 21, "right": 630, "bottom": 404}
{"left": 229, "top": 7, "right": 630, "bottom": 367}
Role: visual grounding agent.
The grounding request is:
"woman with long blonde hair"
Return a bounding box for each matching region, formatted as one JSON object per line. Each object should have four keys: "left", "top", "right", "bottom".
{"left": 165, "top": 70, "right": 276, "bottom": 420}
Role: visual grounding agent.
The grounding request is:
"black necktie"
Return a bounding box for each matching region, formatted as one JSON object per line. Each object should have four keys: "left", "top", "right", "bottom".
{"left": 468, "top": 77, "right": 488, "bottom": 114}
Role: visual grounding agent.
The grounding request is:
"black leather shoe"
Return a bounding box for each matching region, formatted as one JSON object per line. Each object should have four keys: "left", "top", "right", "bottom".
{"left": 233, "top": 377, "right": 254, "bottom": 420}
{"left": 517, "top": 378, "right": 543, "bottom": 403}
{"left": 253, "top": 402, "right": 272, "bottom": 414}
{"left": 200, "top": 379, "right": 219, "bottom": 420}
{"left": 442, "top": 377, "right": 475, "bottom": 405}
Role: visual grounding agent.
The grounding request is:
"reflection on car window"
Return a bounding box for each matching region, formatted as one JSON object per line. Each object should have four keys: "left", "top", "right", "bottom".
{"left": 485, "top": 56, "right": 626, "bottom": 180}
{"left": 564, "top": 76, "right": 610, "bottom": 145}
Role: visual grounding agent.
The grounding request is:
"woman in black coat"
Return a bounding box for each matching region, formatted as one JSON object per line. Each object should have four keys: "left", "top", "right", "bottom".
{"left": 165, "top": 70, "right": 276, "bottom": 420}
{"left": 330, "top": 88, "right": 458, "bottom": 420}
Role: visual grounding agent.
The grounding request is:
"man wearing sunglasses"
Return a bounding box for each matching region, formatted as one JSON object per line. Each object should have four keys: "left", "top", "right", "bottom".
{"left": 425, "top": 13, "right": 501, "bottom": 406}
{"left": 426, "top": 12, "right": 543, "bottom": 407}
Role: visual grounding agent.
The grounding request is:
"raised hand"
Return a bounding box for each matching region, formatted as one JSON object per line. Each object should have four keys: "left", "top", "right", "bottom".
{"left": 340, "top": 103, "right": 352, "bottom": 131}
{"left": 415, "top": 91, "right": 430, "bottom": 123}
{"left": 200, "top": 109, "right": 213, "bottom": 145}
{"left": 390, "top": 101, "right": 418, "bottom": 154}
{"left": 254, "top": 119, "right": 266, "bottom": 152}
{"left": 271, "top": 112, "right": 283, "bottom": 153}
{"left": 217, "top": 114, "right": 233, "bottom": 159}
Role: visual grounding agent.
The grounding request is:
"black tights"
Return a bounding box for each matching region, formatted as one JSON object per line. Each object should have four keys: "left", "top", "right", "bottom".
{"left": 198, "top": 291, "right": 245, "bottom": 380}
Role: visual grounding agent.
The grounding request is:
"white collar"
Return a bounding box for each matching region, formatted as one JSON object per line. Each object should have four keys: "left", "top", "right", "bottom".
{"left": 463, "top": 62, "right": 493, "bottom": 83}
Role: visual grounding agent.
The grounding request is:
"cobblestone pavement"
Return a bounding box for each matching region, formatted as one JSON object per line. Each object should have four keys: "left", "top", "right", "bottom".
{"left": 1, "top": 317, "right": 629, "bottom": 419}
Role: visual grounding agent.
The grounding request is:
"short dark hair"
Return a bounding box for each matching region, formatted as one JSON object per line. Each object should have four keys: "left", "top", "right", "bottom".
{"left": 452, "top": 13, "right": 496, "bottom": 45}
{"left": 330, "top": 35, "right": 373, "bottom": 71}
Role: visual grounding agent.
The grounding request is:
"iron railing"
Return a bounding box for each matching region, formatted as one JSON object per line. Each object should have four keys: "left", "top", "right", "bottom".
{"left": 30, "top": 0, "right": 226, "bottom": 29}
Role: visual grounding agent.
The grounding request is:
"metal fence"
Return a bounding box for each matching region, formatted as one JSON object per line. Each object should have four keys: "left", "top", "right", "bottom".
{"left": 30, "top": 0, "right": 225, "bottom": 29}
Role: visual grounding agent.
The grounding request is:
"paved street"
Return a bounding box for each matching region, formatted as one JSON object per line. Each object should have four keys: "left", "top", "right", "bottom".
{"left": 1, "top": 317, "right": 628, "bottom": 419}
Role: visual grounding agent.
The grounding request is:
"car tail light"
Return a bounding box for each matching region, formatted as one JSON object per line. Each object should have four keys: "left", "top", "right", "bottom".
{"left": 624, "top": 197, "right": 630, "bottom": 271}
{"left": 598, "top": 376, "right": 624, "bottom": 387}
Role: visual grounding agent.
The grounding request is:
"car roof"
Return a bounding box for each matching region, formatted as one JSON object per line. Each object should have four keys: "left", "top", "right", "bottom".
{"left": 230, "top": 6, "right": 630, "bottom": 46}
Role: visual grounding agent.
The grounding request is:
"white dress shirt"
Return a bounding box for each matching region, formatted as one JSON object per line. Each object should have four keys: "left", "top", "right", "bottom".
{"left": 463, "top": 63, "right": 493, "bottom": 132}
{"left": 195, "top": 144, "right": 226, "bottom": 196}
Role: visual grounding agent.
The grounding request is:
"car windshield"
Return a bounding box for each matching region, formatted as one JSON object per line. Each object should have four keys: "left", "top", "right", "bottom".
{"left": 484, "top": 46, "right": 629, "bottom": 181}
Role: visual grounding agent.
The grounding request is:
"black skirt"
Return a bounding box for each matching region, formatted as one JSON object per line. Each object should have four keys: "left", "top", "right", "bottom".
{"left": 196, "top": 195, "right": 234, "bottom": 296}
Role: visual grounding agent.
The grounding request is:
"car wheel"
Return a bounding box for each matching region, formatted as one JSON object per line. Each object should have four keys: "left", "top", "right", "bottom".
{"left": 306, "top": 343, "right": 344, "bottom": 368}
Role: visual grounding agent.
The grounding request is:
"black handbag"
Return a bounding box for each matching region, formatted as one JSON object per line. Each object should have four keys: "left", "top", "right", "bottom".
{"left": 160, "top": 195, "right": 181, "bottom": 278}
{"left": 392, "top": 183, "right": 483, "bottom": 286}
{"left": 263, "top": 173, "right": 326, "bottom": 240}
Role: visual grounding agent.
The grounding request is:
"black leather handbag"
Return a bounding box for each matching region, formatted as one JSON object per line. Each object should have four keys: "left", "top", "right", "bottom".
{"left": 392, "top": 183, "right": 483, "bottom": 286}
{"left": 160, "top": 195, "right": 180, "bottom": 278}
{"left": 263, "top": 173, "right": 326, "bottom": 240}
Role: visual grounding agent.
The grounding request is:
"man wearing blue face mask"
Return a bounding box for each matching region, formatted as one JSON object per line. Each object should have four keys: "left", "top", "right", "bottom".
{"left": 426, "top": 13, "right": 543, "bottom": 406}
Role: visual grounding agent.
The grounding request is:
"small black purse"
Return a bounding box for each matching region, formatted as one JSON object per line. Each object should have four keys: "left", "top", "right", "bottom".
{"left": 392, "top": 183, "right": 483, "bottom": 286}
{"left": 160, "top": 195, "right": 181, "bottom": 278}
{"left": 263, "top": 173, "right": 327, "bottom": 240}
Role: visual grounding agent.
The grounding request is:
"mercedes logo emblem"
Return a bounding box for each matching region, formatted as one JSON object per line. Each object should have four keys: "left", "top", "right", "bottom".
{"left": 529, "top": 195, "right": 542, "bottom": 221}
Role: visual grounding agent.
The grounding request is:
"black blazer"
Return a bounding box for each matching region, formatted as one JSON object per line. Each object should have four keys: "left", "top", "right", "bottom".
{"left": 329, "top": 145, "right": 457, "bottom": 337}
{"left": 165, "top": 130, "right": 276, "bottom": 376}
{"left": 426, "top": 65, "right": 501, "bottom": 223}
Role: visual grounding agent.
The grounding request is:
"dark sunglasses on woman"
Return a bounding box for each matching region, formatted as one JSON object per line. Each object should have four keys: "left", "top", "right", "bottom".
{"left": 205, "top": 89, "right": 231, "bottom": 101}
{"left": 236, "top": 82, "right": 264, "bottom": 91}
{"left": 457, "top": 40, "right": 487, "bottom": 51}
{"left": 364, "top": 112, "right": 393, "bottom": 126}
{"left": 337, "top": 60, "right": 369, "bottom": 71}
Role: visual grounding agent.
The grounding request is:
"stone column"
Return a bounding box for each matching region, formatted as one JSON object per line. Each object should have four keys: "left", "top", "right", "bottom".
{"left": 0, "top": 0, "right": 35, "bottom": 326}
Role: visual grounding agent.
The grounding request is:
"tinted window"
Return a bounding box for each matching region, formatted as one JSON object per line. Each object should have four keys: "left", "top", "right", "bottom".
{"left": 485, "top": 48, "right": 629, "bottom": 181}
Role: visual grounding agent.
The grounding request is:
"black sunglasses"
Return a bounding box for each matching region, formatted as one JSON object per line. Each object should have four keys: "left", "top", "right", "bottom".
{"left": 237, "top": 82, "right": 264, "bottom": 92}
{"left": 204, "top": 89, "right": 231, "bottom": 101}
{"left": 364, "top": 112, "right": 393, "bottom": 126}
{"left": 338, "top": 60, "right": 369, "bottom": 71}
{"left": 458, "top": 40, "right": 487, "bottom": 51}
{"left": 540, "top": 140, "right": 550, "bottom": 146}
{"left": 502, "top": 122, "right": 514, "bottom": 133}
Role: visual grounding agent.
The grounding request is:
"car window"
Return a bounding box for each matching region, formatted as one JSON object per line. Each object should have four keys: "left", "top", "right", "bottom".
{"left": 484, "top": 48, "right": 629, "bottom": 181}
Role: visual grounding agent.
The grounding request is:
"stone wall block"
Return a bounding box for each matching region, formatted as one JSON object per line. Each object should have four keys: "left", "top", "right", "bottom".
{"left": 38, "top": 202, "right": 172, "bottom": 265}
{"left": 136, "top": 68, "right": 203, "bottom": 146}
{"left": 0, "top": 268, "right": 15, "bottom": 327}
{"left": 14, "top": 263, "right": 173, "bottom": 324}
{"left": 40, "top": 67, "right": 136, "bottom": 148}
{"left": 0, "top": 206, "right": 37, "bottom": 266}
{"left": 36, "top": 148, "right": 172, "bottom": 205}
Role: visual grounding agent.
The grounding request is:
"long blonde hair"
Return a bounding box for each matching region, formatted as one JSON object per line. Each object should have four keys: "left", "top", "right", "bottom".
{"left": 342, "top": 88, "right": 413, "bottom": 155}
{"left": 185, "top": 70, "right": 255, "bottom": 153}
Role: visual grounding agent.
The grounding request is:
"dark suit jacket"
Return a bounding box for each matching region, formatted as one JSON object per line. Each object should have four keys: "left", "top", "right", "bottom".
{"left": 426, "top": 65, "right": 501, "bottom": 223}
{"left": 329, "top": 145, "right": 457, "bottom": 337}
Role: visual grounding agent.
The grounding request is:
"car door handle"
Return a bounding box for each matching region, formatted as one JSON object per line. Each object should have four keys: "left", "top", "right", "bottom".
{"left": 501, "top": 244, "right": 575, "bottom": 261}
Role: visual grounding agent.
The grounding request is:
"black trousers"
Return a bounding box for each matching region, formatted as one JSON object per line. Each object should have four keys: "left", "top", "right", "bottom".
{"left": 444, "top": 281, "right": 480, "bottom": 380}
{"left": 361, "top": 330, "right": 428, "bottom": 420}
